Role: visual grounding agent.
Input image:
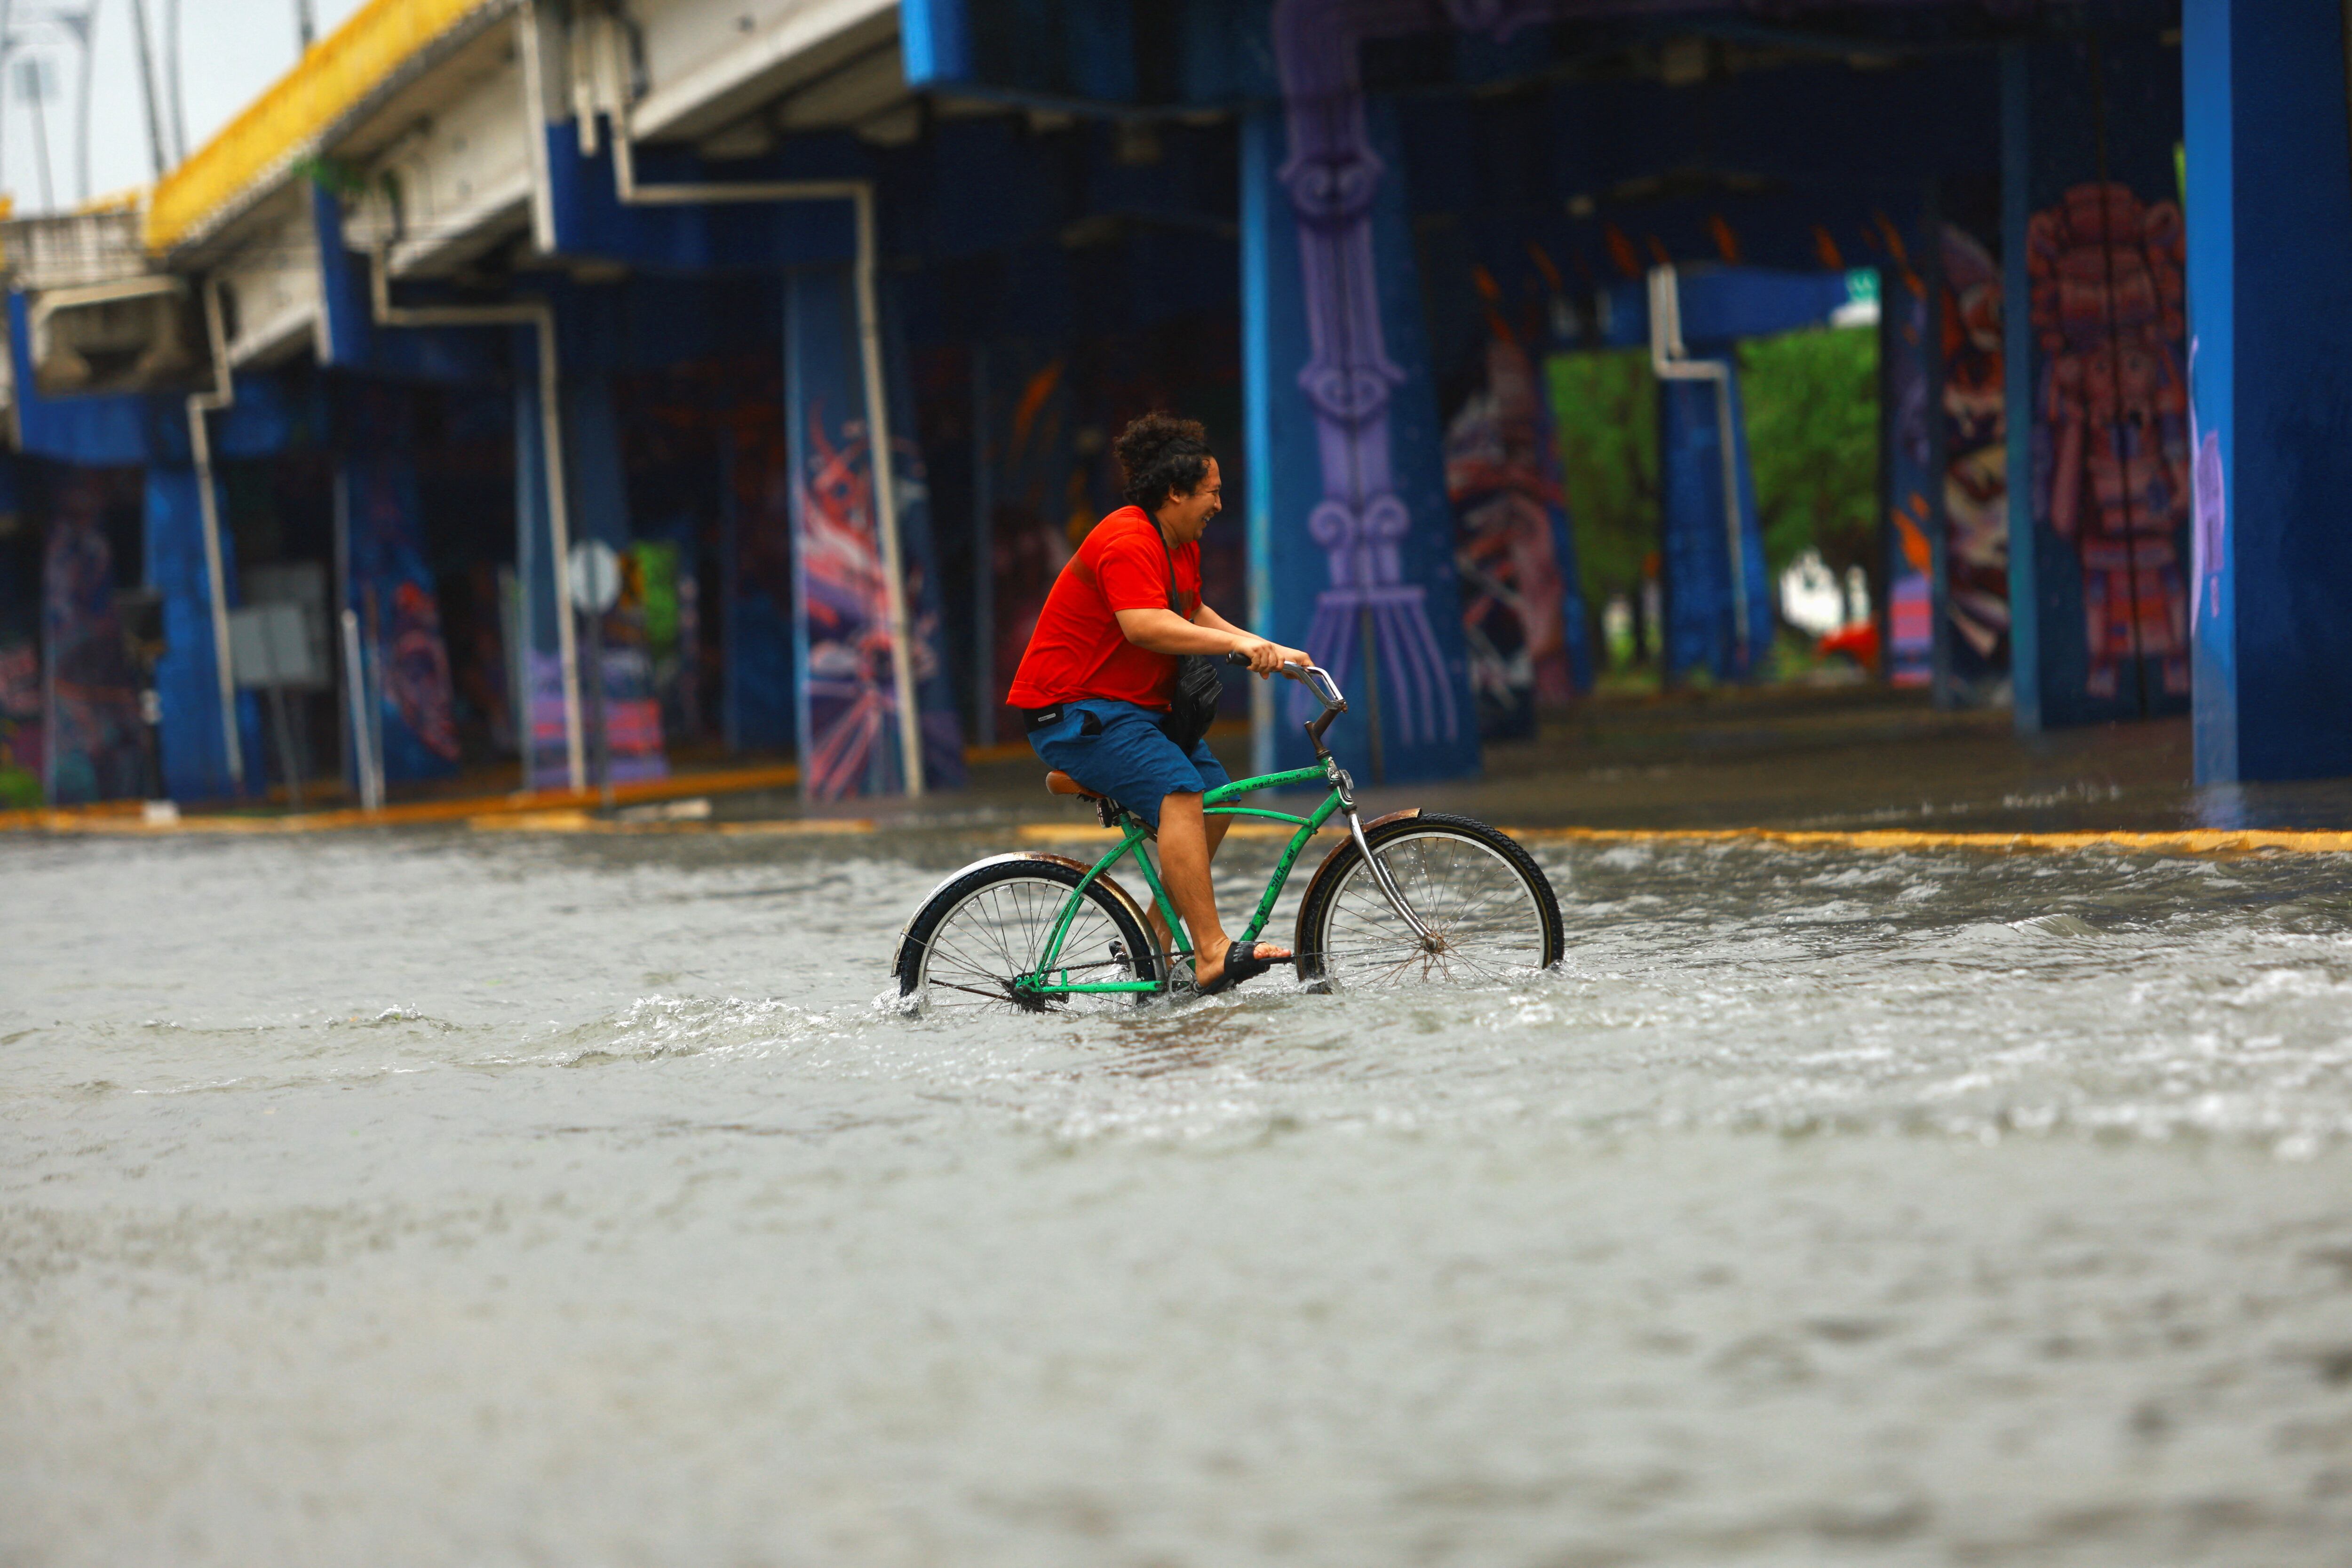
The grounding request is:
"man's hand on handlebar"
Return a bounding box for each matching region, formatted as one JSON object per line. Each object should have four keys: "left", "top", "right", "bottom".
{"left": 1227, "top": 635, "right": 1313, "bottom": 677}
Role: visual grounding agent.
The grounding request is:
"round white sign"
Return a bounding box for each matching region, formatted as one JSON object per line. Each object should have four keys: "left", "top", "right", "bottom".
{"left": 567, "top": 541, "right": 621, "bottom": 614}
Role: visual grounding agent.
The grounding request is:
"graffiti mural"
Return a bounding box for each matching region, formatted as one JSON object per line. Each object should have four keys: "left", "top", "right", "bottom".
{"left": 0, "top": 504, "right": 39, "bottom": 805}
{"left": 2028, "top": 182, "right": 2192, "bottom": 702}
{"left": 1939, "top": 222, "right": 2010, "bottom": 683}
{"left": 41, "top": 475, "right": 146, "bottom": 803}
{"left": 346, "top": 390, "right": 461, "bottom": 783}
{"left": 791, "top": 400, "right": 963, "bottom": 797}
{"left": 786, "top": 266, "right": 966, "bottom": 800}
{"left": 1881, "top": 252, "right": 1936, "bottom": 689}
{"left": 0, "top": 639, "right": 38, "bottom": 805}
{"left": 1445, "top": 322, "right": 1589, "bottom": 736}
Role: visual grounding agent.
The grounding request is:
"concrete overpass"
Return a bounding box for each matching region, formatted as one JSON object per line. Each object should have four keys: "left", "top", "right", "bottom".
{"left": 0, "top": 0, "right": 2341, "bottom": 812}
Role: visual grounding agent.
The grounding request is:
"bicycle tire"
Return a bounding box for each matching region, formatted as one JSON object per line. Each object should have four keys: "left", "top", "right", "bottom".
{"left": 1293, "top": 812, "right": 1563, "bottom": 989}
{"left": 896, "top": 855, "right": 1162, "bottom": 1010}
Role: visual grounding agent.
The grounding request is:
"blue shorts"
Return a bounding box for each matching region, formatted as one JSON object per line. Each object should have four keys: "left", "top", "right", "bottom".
{"left": 1027, "top": 699, "right": 1231, "bottom": 829}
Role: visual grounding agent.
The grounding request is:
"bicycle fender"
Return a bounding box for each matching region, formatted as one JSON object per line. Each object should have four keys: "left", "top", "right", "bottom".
{"left": 1291, "top": 807, "right": 1424, "bottom": 938}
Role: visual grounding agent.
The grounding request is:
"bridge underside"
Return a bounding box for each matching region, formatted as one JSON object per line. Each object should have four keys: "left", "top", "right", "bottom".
{"left": 2, "top": 0, "right": 2343, "bottom": 810}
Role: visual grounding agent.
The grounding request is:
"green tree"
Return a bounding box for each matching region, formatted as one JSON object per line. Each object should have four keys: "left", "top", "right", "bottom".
{"left": 1544, "top": 348, "right": 1658, "bottom": 615}
{"left": 1738, "top": 324, "right": 1879, "bottom": 589}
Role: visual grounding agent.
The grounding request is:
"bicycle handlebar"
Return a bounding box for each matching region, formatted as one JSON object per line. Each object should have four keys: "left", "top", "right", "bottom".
{"left": 1222, "top": 651, "right": 1347, "bottom": 713}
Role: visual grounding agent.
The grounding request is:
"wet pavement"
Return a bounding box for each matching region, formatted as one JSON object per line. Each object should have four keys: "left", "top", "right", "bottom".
{"left": 6, "top": 808, "right": 2352, "bottom": 1565}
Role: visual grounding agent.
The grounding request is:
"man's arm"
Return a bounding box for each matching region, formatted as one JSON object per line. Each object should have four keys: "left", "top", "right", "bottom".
{"left": 1114, "top": 605, "right": 1309, "bottom": 675}
{"left": 1195, "top": 603, "right": 1311, "bottom": 670}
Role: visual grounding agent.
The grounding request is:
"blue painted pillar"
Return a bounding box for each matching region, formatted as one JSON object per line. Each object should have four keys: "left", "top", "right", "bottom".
{"left": 781, "top": 265, "right": 965, "bottom": 798}
{"left": 144, "top": 465, "right": 262, "bottom": 801}
{"left": 2184, "top": 0, "right": 2352, "bottom": 782}
{"left": 513, "top": 328, "right": 659, "bottom": 788}
{"left": 1655, "top": 360, "right": 1772, "bottom": 685}
{"left": 567, "top": 368, "right": 631, "bottom": 552}
{"left": 1240, "top": 96, "right": 1478, "bottom": 783}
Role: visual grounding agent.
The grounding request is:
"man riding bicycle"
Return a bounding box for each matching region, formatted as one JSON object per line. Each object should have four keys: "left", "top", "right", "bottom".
{"left": 1007, "top": 413, "right": 1311, "bottom": 994}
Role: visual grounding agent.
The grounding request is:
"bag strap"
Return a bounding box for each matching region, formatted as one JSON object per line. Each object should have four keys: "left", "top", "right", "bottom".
{"left": 1152, "top": 522, "right": 1193, "bottom": 620}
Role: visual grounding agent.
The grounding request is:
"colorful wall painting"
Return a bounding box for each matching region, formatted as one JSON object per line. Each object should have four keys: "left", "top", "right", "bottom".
{"left": 343, "top": 392, "right": 460, "bottom": 784}
{"left": 40, "top": 472, "right": 147, "bottom": 803}
{"left": 2009, "top": 31, "right": 2188, "bottom": 728}
{"left": 0, "top": 638, "right": 37, "bottom": 806}
{"left": 1444, "top": 326, "right": 1590, "bottom": 736}
{"left": 0, "top": 488, "right": 40, "bottom": 805}
{"left": 2027, "top": 181, "right": 2190, "bottom": 706}
{"left": 1882, "top": 254, "right": 1937, "bottom": 689}
{"left": 1939, "top": 220, "right": 2011, "bottom": 691}
{"left": 785, "top": 266, "right": 966, "bottom": 800}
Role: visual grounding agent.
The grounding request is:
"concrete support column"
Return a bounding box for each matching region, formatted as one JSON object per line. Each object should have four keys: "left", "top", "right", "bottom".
{"left": 2184, "top": 0, "right": 2352, "bottom": 782}
{"left": 339, "top": 382, "right": 460, "bottom": 785}
{"left": 1656, "top": 361, "right": 1771, "bottom": 685}
{"left": 512, "top": 326, "right": 656, "bottom": 790}
{"left": 144, "top": 464, "right": 261, "bottom": 801}
{"left": 1240, "top": 99, "right": 1477, "bottom": 784}
{"left": 781, "top": 265, "right": 964, "bottom": 799}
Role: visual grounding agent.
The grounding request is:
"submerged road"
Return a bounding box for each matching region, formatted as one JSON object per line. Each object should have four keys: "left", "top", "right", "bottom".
{"left": 5, "top": 828, "right": 2352, "bottom": 1565}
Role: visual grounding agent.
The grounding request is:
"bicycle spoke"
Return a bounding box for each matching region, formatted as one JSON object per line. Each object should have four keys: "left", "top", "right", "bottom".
{"left": 912, "top": 870, "right": 1149, "bottom": 1012}
{"left": 1314, "top": 829, "right": 1549, "bottom": 990}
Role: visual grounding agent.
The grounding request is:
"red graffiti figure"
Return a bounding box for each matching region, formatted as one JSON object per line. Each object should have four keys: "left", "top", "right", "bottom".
{"left": 2028, "top": 182, "right": 2192, "bottom": 699}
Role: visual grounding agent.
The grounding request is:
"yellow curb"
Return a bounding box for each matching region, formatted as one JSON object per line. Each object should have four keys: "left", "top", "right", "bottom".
{"left": 466, "top": 811, "right": 600, "bottom": 832}
{"left": 463, "top": 813, "right": 879, "bottom": 836}
{"left": 0, "top": 764, "right": 803, "bottom": 835}
{"left": 1500, "top": 825, "right": 2352, "bottom": 855}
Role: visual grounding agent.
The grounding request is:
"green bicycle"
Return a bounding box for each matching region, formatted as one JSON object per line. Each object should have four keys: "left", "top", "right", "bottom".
{"left": 893, "top": 661, "right": 1565, "bottom": 1010}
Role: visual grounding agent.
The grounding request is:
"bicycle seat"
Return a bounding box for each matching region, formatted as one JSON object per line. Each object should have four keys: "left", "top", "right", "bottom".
{"left": 1044, "top": 770, "right": 1104, "bottom": 800}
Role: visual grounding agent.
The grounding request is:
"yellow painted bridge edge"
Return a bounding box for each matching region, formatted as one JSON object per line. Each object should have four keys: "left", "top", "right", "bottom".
{"left": 146, "top": 0, "right": 500, "bottom": 251}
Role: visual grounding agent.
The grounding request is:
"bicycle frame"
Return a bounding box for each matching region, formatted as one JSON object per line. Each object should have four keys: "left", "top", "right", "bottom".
{"left": 1017, "top": 761, "right": 1347, "bottom": 998}
{"left": 1004, "top": 660, "right": 1437, "bottom": 1001}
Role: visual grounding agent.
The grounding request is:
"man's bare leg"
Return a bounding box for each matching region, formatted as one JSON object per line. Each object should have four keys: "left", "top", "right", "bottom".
{"left": 1146, "top": 801, "right": 1228, "bottom": 958}
{"left": 1155, "top": 792, "right": 1289, "bottom": 988}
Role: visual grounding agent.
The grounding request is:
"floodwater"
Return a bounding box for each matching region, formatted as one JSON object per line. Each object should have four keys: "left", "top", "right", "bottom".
{"left": 5, "top": 828, "right": 2352, "bottom": 1566}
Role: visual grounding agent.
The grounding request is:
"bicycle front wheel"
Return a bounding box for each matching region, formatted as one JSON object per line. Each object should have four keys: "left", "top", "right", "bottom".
{"left": 896, "top": 855, "right": 1161, "bottom": 1011}
{"left": 1294, "top": 813, "right": 1563, "bottom": 990}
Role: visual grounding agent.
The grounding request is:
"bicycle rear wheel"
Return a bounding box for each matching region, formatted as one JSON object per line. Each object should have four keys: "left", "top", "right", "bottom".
{"left": 1294, "top": 813, "right": 1562, "bottom": 990}
{"left": 896, "top": 856, "right": 1161, "bottom": 1011}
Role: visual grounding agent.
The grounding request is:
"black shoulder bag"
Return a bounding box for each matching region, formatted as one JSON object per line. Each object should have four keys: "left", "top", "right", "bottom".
{"left": 1156, "top": 526, "right": 1224, "bottom": 754}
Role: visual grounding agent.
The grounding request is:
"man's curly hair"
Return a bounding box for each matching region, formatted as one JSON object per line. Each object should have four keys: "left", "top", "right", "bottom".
{"left": 1115, "top": 412, "right": 1215, "bottom": 514}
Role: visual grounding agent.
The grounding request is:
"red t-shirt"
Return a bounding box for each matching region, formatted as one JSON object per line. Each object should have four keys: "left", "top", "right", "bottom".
{"left": 1007, "top": 506, "right": 1201, "bottom": 710}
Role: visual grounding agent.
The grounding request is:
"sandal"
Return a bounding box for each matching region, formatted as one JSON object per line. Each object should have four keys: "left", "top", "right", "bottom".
{"left": 1199, "top": 939, "right": 1284, "bottom": 995}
